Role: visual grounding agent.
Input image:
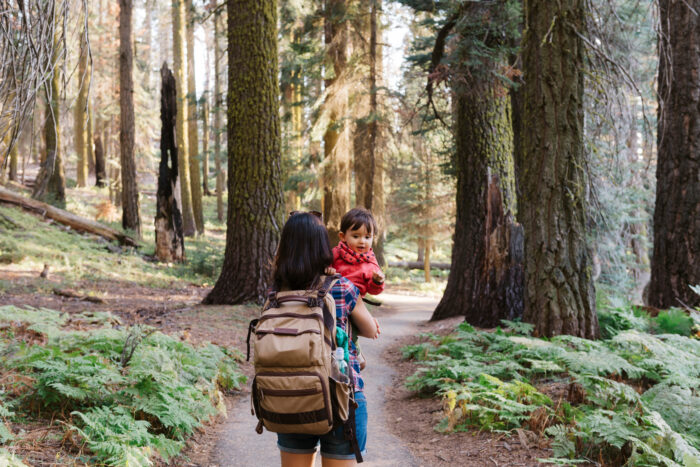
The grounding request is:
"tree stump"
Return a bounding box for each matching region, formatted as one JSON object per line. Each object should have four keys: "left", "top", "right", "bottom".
{"left": 155, "top": 64, "right": 185, "bottom": 262}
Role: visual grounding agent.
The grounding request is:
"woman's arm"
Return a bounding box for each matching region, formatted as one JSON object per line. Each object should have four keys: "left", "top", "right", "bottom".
{"left": 349, "top": 298, "right": 380, "bottom": 339}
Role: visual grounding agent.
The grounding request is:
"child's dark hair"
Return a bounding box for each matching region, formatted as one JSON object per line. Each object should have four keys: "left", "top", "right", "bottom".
{"left": 273, "top": 212, "right": 333, "bottom": 290}
{"left": 340, "top": 207, "right": 378, "bottom": 235}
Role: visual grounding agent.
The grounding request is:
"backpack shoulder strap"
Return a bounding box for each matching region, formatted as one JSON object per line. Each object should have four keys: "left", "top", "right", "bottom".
{"left": 316, "top": 274, "right": 340, "bottom": 347}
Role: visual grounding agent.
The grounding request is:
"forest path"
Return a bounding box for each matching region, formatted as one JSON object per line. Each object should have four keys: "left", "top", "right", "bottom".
{"left": 211, "top": 293, "right": 439, "bottom": 467}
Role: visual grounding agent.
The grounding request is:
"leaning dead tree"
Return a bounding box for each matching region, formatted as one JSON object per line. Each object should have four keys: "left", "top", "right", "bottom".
{"left": 155, "top": 64, "right": 185, "bottom": 262}
{"left": 0, "top": 0, "right": 88, "bottom": 168}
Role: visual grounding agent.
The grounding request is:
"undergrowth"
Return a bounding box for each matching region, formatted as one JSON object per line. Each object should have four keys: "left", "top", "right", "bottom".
{"left": 402, "top": 316, "right": 700, "bottom": 466}
{"left": 0, "top": 305, "right": 245, "bottom": 466}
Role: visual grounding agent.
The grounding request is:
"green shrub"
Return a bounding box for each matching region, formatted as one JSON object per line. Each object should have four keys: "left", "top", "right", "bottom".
{"left": 653, "top": 309, "right": 694, "bottom": 336}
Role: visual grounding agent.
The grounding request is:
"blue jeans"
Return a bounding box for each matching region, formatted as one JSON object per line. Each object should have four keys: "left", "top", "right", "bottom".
{"left": 277, "top": 391, "right": 367, "bottom": 460}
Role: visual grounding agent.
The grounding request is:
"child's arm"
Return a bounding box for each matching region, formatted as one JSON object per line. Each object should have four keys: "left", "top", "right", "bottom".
{"left": 349, "top": 299, "right": 380, "bottom": 339}
{"left": 366, "top": 268, "right": 385, "bottom": 295}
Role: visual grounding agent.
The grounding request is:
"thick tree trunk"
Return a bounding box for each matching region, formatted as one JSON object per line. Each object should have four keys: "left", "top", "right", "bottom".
{"left": 203, "top": 0, "right": 284, "bottom": 304}
{"left": 87, "top": 102, "right": 95, "bottom": 176}
{"left": 172, "top": 0, "right": 196, "bottom": 236}
{"left": 431, "top": 83, "right": 523, "bottom": 325}
{"left": 521, "top": 0, "right": 598, "bottom": 338}
{"left": 186, "top": 1, "right": 204, "bottom": 233}
{"left": 322, "top": 0, "right": 350, "bottom": 245}
{"left": 8, "top": 142, "right": 17, "bottom": 181}
{"left": 74, "top": 29, "right": 89, "bottom": 188}
{"left": 649, "top": 0, "right": 700, "bottom": 308}
{"left": 119, "top": 0, "right": 141, "bottom": 237}
{"left": 155, "top": 65, "right": 185, "bottom": 262}
{"left": 213, "top": 12, "right": 224, "bottom": 222}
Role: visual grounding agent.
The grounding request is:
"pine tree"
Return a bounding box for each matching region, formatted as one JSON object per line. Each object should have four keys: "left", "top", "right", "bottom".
{"left": 186, "top": 0, "right": 204, "bottom": 233}
{"left": 203, "top": 0, "right": 284, "bottom": 304}
{"left": 74, "top": 26, "right": 89, "bottom": 188}
{"left": 649, "top": 0, "right": 700, "bottom": 308}
{"left": 520, "top": 0, "right": 598, "bottom": 338}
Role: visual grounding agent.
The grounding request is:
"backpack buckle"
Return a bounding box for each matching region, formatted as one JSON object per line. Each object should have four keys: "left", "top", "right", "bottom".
{"left": 307, "top": 297, "right": 319, "bottom": 308}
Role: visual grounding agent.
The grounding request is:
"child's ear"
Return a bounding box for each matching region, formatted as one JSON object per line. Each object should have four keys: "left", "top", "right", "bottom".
{"left": 338, "top": 231, "right": 345, "bottom": 243}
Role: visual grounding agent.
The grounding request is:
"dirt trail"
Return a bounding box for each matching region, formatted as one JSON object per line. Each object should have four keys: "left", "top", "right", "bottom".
{"left": 211, "top": 293, "right": 438, "bottom": 466}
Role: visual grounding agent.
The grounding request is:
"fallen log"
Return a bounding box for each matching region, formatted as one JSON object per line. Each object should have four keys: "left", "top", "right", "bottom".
{"left": 388, "top": 260, "right": 451, "bottom": 271}
{"left": 0, "top": 186, "right": 139, "bottom": 247}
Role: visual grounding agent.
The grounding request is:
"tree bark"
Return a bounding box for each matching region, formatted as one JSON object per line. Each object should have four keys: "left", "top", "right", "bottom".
{"left": 87, "top": 102, "right": 95, "bottom": 176}
{"left": 74, "top": 28, "right": 89, "bottom": 188}
{"left": 119, "top": 0, "right": 141, "bottom": 237}
{"left": 33, "top": 13, "right": 65, "bottom": 207}
{"left": 155, "top": 64, "right": 185, "bottom": 262}
{"left": 186, "top": 1, "right": 204, "bottom": 233}
{"left": 94, "top": 130, "right": 106, "bottom": 188}
{"left": 520, "top": 0, "right": 598, "bottom": 338}
{"left": 430, "top": 82, "right": 524, "bottom": 326}
{"left": 172, "top": 0, "right": 196, "bottom": 236}
{"left": 649, "top": 0, "right": 700, "bottom": 308}
{"left": 322, "top": 0, "right": 350, "bottom": 245}
{"left": 203, "top": 0, "right": 284, "bottom": 304}
{"left": 202, "top": 94, "right": 211, "bottom": 196}
{"left": 8, "top": 141, "right": 17, "bottom": 181}
{"left": 213, "top": 11, "right": 224, "bottom": 222}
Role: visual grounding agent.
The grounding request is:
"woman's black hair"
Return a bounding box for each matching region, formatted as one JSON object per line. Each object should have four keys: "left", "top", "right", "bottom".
{"left": 273, "top": 212, "right": 333, "bottom": 290}
{"left": 339, "top": 207, "right": 378, "bottom": 235}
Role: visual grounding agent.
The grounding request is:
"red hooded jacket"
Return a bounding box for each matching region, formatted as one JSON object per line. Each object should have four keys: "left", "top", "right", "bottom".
{"left": 332, "top": 241, "right": 385, "bottom": 296}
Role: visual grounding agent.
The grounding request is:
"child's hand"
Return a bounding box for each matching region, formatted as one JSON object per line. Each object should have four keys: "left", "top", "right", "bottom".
{"left": 325, "top": 266, "right": 337, "bottom": 275}
{"left": 372, "top": 270, "right": 385, "bottom": 284}
{"left": 372, "top": 317, "right": 381, "bottom": 338}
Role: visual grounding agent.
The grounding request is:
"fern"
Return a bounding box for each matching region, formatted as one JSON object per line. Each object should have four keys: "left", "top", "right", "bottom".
{"left": 653, "top": 309, "right": 694, "bottom": 336}
{"left": 0, "top": 449, "right": 28, "bottom": 467}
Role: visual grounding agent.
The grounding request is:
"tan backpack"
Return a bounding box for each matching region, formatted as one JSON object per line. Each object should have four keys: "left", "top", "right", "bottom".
{"left": 246, "top": 275, "right": 363, "bottom": 462}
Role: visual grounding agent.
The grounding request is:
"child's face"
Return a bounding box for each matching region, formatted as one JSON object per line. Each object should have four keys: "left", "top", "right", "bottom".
{"left": 339, "top": 224, "right": 374, "bottom": 254}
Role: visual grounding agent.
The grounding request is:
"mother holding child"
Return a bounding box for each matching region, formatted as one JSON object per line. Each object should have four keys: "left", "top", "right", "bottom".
{"left": 270, "top": 207, "right": 384, "bottom": 467}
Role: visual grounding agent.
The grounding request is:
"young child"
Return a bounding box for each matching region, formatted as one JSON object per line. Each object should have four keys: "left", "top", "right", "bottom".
{"left": 332, "top": 208, "right": 384, "bottom": 369}
{"left": 332, "top": 207, "right": 386, "bottom": 297}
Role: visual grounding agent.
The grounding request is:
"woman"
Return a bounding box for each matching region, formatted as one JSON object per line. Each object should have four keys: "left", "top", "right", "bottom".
{"left": 273, "top": 212, "right": 380, "bottom": 467}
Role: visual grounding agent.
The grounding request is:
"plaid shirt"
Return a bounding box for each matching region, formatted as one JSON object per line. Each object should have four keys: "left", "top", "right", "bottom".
{"left": 331, "top": 277, "right": 364, "bottom": 391}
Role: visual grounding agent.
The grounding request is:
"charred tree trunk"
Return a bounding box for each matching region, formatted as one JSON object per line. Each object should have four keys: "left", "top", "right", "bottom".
{"left": 155, "top": 64, "right": 185, "bottom": 262}
{"left": 649, "top": 0, "right": 700, "bottom": 308}
{"left": 521, "top": 0, "right": 598, "bottom": 338}
{"left": 204, "top": 0, "right": 284, "bottom": 304}
{"left": 119, "top": 0, "right": 141, "bottom": 237}
{"left": 431, "top": 83, "right": 524, "bottom": 325}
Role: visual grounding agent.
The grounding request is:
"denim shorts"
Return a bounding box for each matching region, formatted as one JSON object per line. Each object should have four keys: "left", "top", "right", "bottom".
{"left": 277, "top": 391, "right": 367, "bottom": 460}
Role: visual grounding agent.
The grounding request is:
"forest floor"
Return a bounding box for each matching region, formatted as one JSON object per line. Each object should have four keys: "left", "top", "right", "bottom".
{"left": 0, "top": 170, "right": 552, "bottom": 466}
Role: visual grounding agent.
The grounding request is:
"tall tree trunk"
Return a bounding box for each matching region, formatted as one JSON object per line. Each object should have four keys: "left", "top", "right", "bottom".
{"left": 33, "top": 15, "right": 65, "bottom": 207}
{"left": 172, "top": 0, "right": 196, "bottom": 236}
{"left": 213, "top": 11, "right": 224, "bottom": 222}
{"left": 202, "top": 95, "right": 210, "bottom": 196}
{"left": 94, "top": 131, "right": 106, "bottom": 188}
{"left": 203, "top": 0, "right": 284, "bottom": 304}
{"left": 430, "top": 81, "right": 524, "bottom": 325}
{"left": 156, "top": 64, "right": 185, "bottom": 262}
{"left": 75, "top": 28, "right": 89, "bottom": 188}
{"left": 87, "top": 101, "right": 95, "bottom": 177}
{"left": 322, "top": 0, "right": 350, "bottom": 245}
{"left": 186, "top": 1, "right": 204, "bottom": 233}
{"left": 120, "top": 0, "right": 141, "bottom": 237}
{"left": 520, "top": 0, "right": 598, "bottom": 338}
{"left": 8, "top": 140, "right": 17, "bottom": 181}
{"left": 649, "top": 0, "right": 700, "bottom": 308}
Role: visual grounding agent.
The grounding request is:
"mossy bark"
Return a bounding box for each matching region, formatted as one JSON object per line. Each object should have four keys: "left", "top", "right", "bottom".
{"left": 74, "top": 29, "right": 89, "bottom": 188}
{"left": 322, "top": 0, "right": 350, "bottom": 244}
{"left": 119, "top": 0, "right": 141, "bottom": 237}
{"left": 520, "top": 0, "right": 598, "bottom": 338}
{"left": 186, "top": 1, "right": 204, "bottom": 233}
{"left": 649, "top": 0, "right": 700, "bottom": 308}
{"left": 172, "top": 0, "right": 195, "bottom": 236}
{"left": 203, "top": 0, "right": 284, "bottom": 304}
{"left": 430, "top": 82, "right": 524, "bottom": 325}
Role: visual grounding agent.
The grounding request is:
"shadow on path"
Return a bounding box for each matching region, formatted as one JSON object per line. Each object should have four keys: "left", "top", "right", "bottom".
{"left": 212, "top": 293, "right": 438, "bottom": 466}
